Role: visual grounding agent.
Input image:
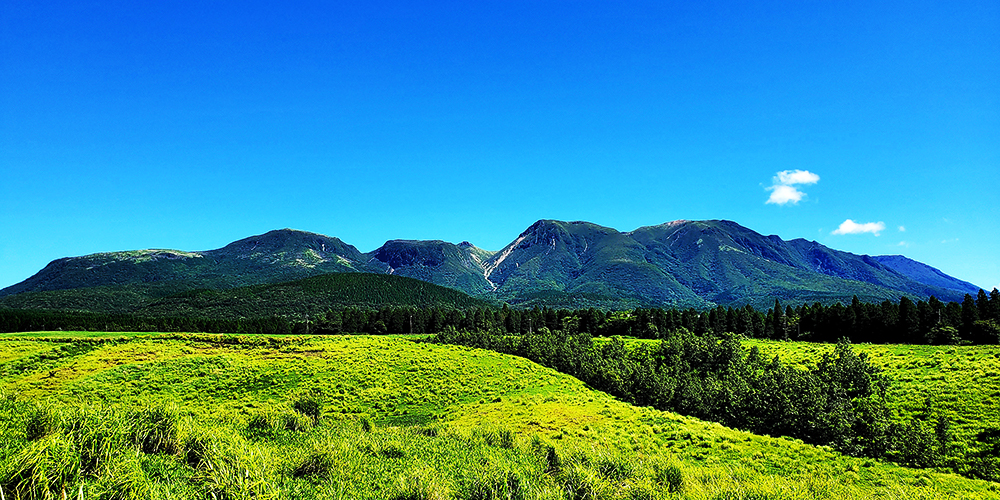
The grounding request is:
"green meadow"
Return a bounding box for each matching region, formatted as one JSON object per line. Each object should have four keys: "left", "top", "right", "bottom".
{"left": 1, "top": 333, "right": 998, "bottom": 499}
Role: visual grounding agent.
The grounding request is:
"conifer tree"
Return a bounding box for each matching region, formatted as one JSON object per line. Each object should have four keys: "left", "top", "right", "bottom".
{"left": 990, "top": 288, "right": 1000, "bottom": 322}
{"left": 978, "top": 289, "right": 991, "bottom": 322}
{"left": 962, "top": 294, "right": 980, "bottom": 341}
{"left": 773, "top": 299, "right": 785, "bottom": 340}
{"left": 898, "top": 297, "right": 920, "bottom": 343}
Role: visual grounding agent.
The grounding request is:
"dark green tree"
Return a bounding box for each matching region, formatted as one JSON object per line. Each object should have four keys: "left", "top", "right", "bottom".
{"left": 978, "top": 289, "right": 991, "bottom": 323}
{"left": 772, "top": 299, "right": 785, "bottom": 340}
{"left": 961, "top": 294, "right": 980, "bottom": 341}
{"left": 897, "top": 297, "right": 920, "bottom": 343}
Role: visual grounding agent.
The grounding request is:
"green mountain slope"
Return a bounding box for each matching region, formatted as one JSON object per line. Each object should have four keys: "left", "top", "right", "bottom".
{"left": 0, "top": 229, "right": 385, "bottom": 297}
{"left": 138, "top": 273, "right": 491, "bottom": 318}
{"left": 367, "top": 240, "right": 496, "bottom": 296}
{"left": 482, "top": 221, "right": 709, "bottom": 308}
{"left": 0, "top": 220, "right": 975, "bottom": 311}
{"left": 480, "top": 219, "right": 967, "bottom": 309}
{"left": 626, "top": 220, "right": 962, "bottom": 308}
{"left": 0, "top": 273, "right": 489, "bottom": 317}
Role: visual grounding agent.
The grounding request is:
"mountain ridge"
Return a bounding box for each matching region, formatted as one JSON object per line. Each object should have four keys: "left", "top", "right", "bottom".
{"left": 0, "top": 220, "right": 983, "bottom": 311}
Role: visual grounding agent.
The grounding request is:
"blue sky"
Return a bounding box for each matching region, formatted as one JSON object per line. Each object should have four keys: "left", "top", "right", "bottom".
{"left": 2, "top": 0, "right": 998, "bottom": 291}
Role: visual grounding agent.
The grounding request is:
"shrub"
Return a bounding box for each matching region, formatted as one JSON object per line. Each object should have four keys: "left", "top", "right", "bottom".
{"left": 968, "top": 428, "right": 1000, "bottom": 481}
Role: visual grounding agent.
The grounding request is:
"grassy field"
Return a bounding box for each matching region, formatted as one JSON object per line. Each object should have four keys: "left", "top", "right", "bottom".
{"left": 1, "top": 333, "right": 998, "bottom": 499}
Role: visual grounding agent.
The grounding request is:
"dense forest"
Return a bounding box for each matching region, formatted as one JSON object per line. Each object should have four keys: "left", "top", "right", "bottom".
{"left": 1, "top": 289, "right": 998, "bottom": 345}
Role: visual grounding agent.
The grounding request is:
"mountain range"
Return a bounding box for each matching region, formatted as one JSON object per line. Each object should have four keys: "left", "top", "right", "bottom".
{"left": 0, "top": 219, "right": 982, "bottom": 314}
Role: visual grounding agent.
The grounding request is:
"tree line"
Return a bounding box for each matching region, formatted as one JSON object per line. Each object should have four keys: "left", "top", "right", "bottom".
{"left": 0, "top": 309, "right": 294, "bottom": 335}
{"left": 2, "top": 288, "right": 998, "bottom": 345}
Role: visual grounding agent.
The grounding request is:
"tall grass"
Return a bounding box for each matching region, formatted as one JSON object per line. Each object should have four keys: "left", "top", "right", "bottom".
{"left": 2, "top": 395, "right": 699, "bottom": 499}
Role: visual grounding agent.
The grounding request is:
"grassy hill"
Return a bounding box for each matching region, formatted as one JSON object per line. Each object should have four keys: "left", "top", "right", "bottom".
{"left": 1, "top": 334, "right": 996, "bottom": 499}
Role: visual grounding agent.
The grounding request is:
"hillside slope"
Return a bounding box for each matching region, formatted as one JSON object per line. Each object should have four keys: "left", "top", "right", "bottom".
{"left": 138, "top": 273, "right": 491, "bottom": 318}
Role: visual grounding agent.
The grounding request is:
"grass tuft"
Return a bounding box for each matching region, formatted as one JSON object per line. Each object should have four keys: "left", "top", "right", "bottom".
{"left": 293, "top": 395, "right": 323, "bottom": 425}
{"left": 23, "top": 404, "right": 57, "bottom": 441}
{"left": 462, "top": 469, "right": 527, "bottom": 500}
{"left": 292, "top": 447, "right": 336, "bottom": 479}
{"left": 133, "top": 404, "right": 180, "bottom": 455}
{"left": 479, "top": 426, "right": 516, "bottom": 449}
{"left": 652, "top": 461, "right": 684, "bottom": 493}
{"left": 390, "top": 465, "right": 450, "bottom": 500}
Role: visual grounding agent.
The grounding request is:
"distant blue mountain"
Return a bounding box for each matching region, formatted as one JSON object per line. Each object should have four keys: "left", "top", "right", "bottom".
{"left": 872, "top": 255, "right": 981, "bottom": 296}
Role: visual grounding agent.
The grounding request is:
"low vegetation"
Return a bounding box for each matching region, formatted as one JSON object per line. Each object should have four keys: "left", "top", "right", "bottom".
{"left": 1, "top": 333, "right": 998, "bottom": 499}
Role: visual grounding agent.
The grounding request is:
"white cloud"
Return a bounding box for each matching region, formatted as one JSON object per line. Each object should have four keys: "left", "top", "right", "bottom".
{"left": 766, "top": 169, "right": 819, "bottom": 205}
{"left": 775, "top": 169, "right": 820, "bottom": 186}
{"left": 898, "top": 241, "right": 911, "bottom": 247}
{"left": 832, "top": 219, "right": 886, "bottom": 236}
{"left": 898, "top": 226, "right": 906, "bottom": 232}
{"left": 766, "top": 185, "right": 806, "bottom": 205}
